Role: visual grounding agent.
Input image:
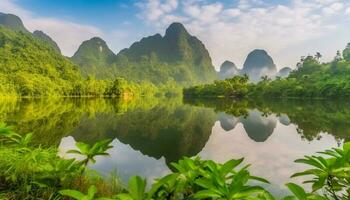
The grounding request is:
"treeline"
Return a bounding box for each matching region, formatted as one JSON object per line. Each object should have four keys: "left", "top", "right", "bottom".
{"left": 183, "top": 75, "right": 251, "bottom": 98}
{"left": 184, "top": 43, "right": 350, "bottom": 99}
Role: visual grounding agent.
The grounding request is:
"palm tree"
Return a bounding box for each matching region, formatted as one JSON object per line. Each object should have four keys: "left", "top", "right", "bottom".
{"left": 335, "top": 50, "right": 342, "bottom": 61}
{"left": 67, "top": 139, "right": 113, "bottom": 167}
{"left": 315, "top": 52, "right": 322, "bottom": 61}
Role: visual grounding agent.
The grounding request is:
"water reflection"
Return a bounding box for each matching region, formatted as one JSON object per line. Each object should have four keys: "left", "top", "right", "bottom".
{"left": 185, "top": 98, "right": 350, "bottom": 142}
{"left": 0, "top": 97, "right": 348, "bottom": 195}
{"left": 70, "top": 102, "right": 217, "bottom": 164}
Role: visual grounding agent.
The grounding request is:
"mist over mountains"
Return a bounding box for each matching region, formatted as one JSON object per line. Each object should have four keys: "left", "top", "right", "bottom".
{"left": 218, "top": 50, "right": 291, "bottom": 82}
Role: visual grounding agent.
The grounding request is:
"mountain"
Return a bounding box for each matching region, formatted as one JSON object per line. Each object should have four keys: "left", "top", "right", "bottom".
{"left": 242, "top": 49, "right": 277, "bottom": 82}
{"left": 277, "top": 67, "right": 292, "bottom": 78}
{"left": 33, "top": 30, "right": 61, "bottom": 53}
{"left": 0, "top": 13, "right": 62, "bottom": 54}
{"left": 71, "top": 37, "right": 117, "bottom": 78}
{"left": 219, "top": 60, "right": 240, "bottom": 80}
{"left": 114, "top": 22, "right": 217, "bottom": 85}
{"left": 0, "top": 26, "right": 81, "bottom": 96}
{"left": 0, "top": 12, "right": 29, "bottom": 33}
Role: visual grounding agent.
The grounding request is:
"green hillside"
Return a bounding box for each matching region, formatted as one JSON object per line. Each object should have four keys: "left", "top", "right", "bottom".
{"left": 0, "top": 12, "right": 29, "bottom": 33}
{"left": 71, "top": 22, "right": 217, "bottom": 85}
{"left": 71, "top": 37, "right": 117, "bottom": 78}
{"left": 33, "top": 30, "right": 61, "bottom": 53}
{"left": 0, "top": 26, "right": 82, "bottom": 96}
{"left": 114, "top": 23, "right": 217, "bottom": 85}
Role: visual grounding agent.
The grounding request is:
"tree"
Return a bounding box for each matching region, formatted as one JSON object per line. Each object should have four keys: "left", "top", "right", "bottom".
{"left": 343, "top": 43, "right": 350, "bottom": 62}
{"left": 315, "top": 52, "right": 322, "bottom": 62}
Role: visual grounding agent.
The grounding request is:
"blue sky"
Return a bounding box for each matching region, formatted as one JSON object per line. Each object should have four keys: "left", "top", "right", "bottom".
{"left": 1, "top": 0, "right": 350, "bottom": 70}
{"left": 16, "top": 0, "right": 139, "bottom": 30}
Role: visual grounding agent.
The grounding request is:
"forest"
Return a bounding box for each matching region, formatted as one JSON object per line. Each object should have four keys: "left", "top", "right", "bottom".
{"left": 184, "top": 43, "right": 350, "bottom": 99}
{"left": 0, "top": 26, "right": 181, "bottom": 98}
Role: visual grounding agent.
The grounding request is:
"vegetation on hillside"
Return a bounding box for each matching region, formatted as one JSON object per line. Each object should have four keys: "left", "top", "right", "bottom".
{"left": 0, "top": 124, "right": 349, "bottom": 199}
{"left": 0, "top": 25, "right": 182, "bottom": 97}
{"left": 184, "top": 43, "right": 350, "bottom": 99}
{"left": 71, "top": 23, "right": 218, "bottom": 85}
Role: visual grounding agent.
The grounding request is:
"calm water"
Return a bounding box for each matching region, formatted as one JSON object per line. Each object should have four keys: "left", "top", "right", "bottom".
{"left": 1, "top": 97, "right": 349, "bottom": 196}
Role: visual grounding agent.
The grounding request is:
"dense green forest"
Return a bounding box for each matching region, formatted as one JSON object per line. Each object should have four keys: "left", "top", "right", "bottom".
{"left": 0, "top": 12, "right": 211, "bottom": 97}
{"left": 0, "top": 26, "right": 81, "bottom": 97}
{"left": 184, "top": 43, "right": 350, "bottom": 98}
{"left": 0, "top": 25, "right": 181, "bottom": 97}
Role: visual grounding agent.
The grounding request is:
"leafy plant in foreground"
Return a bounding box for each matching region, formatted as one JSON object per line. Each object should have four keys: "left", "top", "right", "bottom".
{"left": 288, "top": 142, "right": 350, "bottom": 199}
{"left": 284, "top": 183, "right": 327, "bottom": 200}
{"left": 114, "top": 157, "right": 274, "bottom": 200}
{"left": 60, "top": 185, "right": 112, "bottom": 200}
{"left": 67, "top": 139, "right": 113, "bottom": 167}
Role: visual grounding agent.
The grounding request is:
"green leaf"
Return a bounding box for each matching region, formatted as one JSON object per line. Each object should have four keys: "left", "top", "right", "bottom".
{"left": 128, "top": 176, "right": 146, "bottom": 200}
{"left": 285, "top": 183, "right": 307, "bottom": 200}
{"left": 220, "top": 158, "right": 243, "bottom": 175}
{"left": 250, "top": 175, "right": 270, "bottom": 184}
{"left": 59, "top": 190, "right": 85, "bottom": 199}
{"left": 115, "top": 194, "right": 133, "bottom": 200}
{"left": 87, "top": 185, "right": 97, "bottom": 199}
{"left": 193, "top": 190, "right": 222, "bottom": 199}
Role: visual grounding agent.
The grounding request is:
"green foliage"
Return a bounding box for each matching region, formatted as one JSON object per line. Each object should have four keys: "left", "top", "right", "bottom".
{"left": 71, "top": 37, "right": 117, "bottom": 79}
{"left": 183, "top": 75, "right": 250, "bottom": 97}
{"left": 1, "top": 125, "right": 350, "bottom": 200}
{"left": 60, "top": 185, "right": 113, "bottom": 200}
{"left": 185, "top": 48, "right": 350, "bottom": 99}
{"left": 113, "top": 157, "right": 273, "bottom": 200}
{"left": 111, "top": 23, "right": 217, "bottom": 85}
{"left": 0, "top": 26, "right": 176, "bottom": 97}
{"left": 284, "top": 183, "right": 327, "bottom": 200}
{"left": 67, "top": 139, "right": 113, "bottom": 166}
{"left": 33, "top": 30, "right": 61, "bottom": 53}
{"left": 343, "top": 43, "right": 350, "bottom": 62}
{"left": 0, "top": 26, "right": 82, "bottom": 96}
{"left": 0, "top": 124, "right": 119, "bottom": 199}
{"left": 290, "top": 142, "right": 350, "bottom": 199}
{"left": 115, "top": 176, "right": 146, "bottom": 200}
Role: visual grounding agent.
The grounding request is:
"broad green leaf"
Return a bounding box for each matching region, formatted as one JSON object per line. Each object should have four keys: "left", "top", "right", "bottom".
{"left": 59, "top": 190, "right": 85, "bottom": 199}
{"left": 285, "top": 183, "right": 307, "bottom": 200}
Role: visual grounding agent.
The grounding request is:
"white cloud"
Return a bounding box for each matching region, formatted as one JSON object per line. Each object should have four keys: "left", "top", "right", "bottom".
{"left": 0, "top": 0, "right": 103, "bottom": 56}
{"left": 136, "top": 0, "right": 179, "bottom": 22}
{"left": 323, "top": 2, "right": 344, "bottom": 15}
{"left": 346, "top": 7, "right": 350, "bottom": 15}
{"left": 137, "top": 0, "right": 350, "bottom": 69}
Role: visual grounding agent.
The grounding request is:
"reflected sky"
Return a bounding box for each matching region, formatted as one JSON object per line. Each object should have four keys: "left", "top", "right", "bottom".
{"left": 199, "top": 120, "right": 339, "bottom": 196}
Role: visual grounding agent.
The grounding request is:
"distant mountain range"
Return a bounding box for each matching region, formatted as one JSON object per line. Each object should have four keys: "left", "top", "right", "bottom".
{"left": 71, "top": 22, "right": 217, "bottom": 85}
{"left": 219, "top": 61, "right": 239, "bottom": 80}
{"left": 218, "top": 50, "right": 291, "bottom": 82}
{"left": 0, "top": 12, "right": 292, "bottom": 86}
{"left": 0, "top": 12, "right": 61, "bottom": 53}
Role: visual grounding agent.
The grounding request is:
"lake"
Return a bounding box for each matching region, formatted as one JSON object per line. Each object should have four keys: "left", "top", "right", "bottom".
{"left": 1, "top": 97, "right": 348, "bottom": 196}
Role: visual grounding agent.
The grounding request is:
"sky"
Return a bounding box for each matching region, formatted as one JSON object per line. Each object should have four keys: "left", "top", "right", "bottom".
{"left": 1, "top": 0, "right": 350, "bottom": 70}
